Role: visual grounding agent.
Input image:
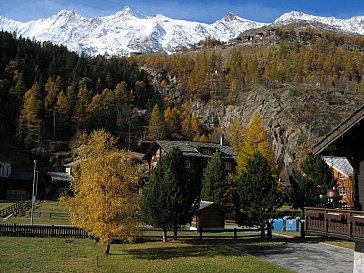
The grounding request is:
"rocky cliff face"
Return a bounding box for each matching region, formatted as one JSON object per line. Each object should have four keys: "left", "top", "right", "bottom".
{"left": 188, "top": 86, "right": 364, "bottom": 169}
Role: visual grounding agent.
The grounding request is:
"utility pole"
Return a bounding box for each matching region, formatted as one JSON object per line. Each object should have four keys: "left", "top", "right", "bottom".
{"left": 30, "top": 160, "right": 37, "bottom": 225}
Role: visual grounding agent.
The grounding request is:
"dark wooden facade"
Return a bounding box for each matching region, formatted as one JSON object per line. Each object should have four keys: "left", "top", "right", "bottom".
{"left": 143, "top": 140, "right": 236, "bottom": 198}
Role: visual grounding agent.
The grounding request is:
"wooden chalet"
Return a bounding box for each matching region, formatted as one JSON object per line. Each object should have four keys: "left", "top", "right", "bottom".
{"left": 143, "top": 140, "right": 236, "bottom": 197}
{"left": 309, "top": 104, "right": 364, "bottom": 272}
{"left": 324, "top": 156, "right": 355, "bottom": 209}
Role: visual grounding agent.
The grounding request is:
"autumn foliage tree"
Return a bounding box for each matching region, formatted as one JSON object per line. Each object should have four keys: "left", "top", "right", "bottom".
{"left": 61, "top": 129, "right": 141, "bottom": 254}
{"left": 235, "top": 113, "right": 277, "bottom": 176}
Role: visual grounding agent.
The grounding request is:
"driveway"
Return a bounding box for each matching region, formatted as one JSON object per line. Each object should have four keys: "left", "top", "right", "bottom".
{"left": 233, "top": 241, "right": 353, "bottom": 273}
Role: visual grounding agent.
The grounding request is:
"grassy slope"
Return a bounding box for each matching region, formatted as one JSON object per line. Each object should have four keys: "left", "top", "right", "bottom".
{"left": 0, "top": 237, "right": 294, "bottom": 273}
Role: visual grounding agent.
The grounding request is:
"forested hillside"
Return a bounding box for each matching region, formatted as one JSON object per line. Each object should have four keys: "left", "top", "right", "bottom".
{"left": 1, "top": 27, "right": 364, "bottom": 170}
{"left": 0, "top": 31, "right": 157, "bottom": 154}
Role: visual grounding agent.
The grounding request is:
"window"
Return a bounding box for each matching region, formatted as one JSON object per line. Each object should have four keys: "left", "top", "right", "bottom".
{"left": 224, "top": 161, "right": 232, "bottom": 171}
{"left": 202, "top": 148, "right": 211, "bottom": 155}
{"left": 225, "top": 175, "right": 232, "bottom": 184}
{"left": 184, "top": 160, "right": 191, "bottom": 169}
{"left": 339, "top": 187, "right": 348, "bottom": 195}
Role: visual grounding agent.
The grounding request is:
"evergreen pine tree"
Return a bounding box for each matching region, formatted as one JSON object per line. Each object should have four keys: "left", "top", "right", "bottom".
{"left": 201, "top": 151, "right": 227, "bottom": 208}
{"left": 236, "top": 151, "right": 282, "bottom": 239}
{"left": 286, "top": 154, "right": 336, "bottom": 212}
{"left": 140, "top": 148, "right": 195, "bottom": 242}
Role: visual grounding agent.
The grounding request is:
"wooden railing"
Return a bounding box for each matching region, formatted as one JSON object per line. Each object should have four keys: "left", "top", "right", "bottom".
{"left": 0, "top": 200, "right": 32, "bottom": 218}
{"left": 0, "top": 223, "right": 88, "bottom": 238}
{"left": 305, "top": 207, "right": 364, "bottom": 241}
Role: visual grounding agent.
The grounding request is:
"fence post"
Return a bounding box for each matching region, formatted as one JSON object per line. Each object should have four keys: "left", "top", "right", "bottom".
{"left": 324, "top": 209, "right": 328, "bottom": 237}
{"left": 233, "top": 228, "right": 237, "bottom": 240}
{"left": 199, "top": 227, "right": 203, "bottom": 240}
{"left": 348, "top": 212, "right": 352, "bottom": 240}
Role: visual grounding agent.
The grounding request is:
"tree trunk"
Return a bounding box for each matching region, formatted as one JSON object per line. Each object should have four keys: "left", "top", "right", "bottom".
{"left": 173, "top": 225, "right": 178, "bottom": 241}
{"left": 301, "top": 209, "right": 306, "bottom": 238}
{"left": 162, "top": 228, "right": 167, "bottom": 242}
{"left": 104, "top": 243, "right": 110, "bottom": 254}
{"left": 260, "top": 224, "right": 265, "bottom": 240}
{"left": 267, "top": 221, "right": 272, "bottom": 240}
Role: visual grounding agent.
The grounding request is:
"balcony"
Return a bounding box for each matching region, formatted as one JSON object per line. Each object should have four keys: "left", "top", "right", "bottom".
{"left": 305, "top": 207, "right": 364, "bottom": 241}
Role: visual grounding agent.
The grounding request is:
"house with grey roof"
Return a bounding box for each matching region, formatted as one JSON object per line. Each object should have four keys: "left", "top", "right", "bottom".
{"left": 324, "top": 156, "right": 355, "bottom": 208}
{"left": 143, "top": 140, "right": 237, "bottom": 198}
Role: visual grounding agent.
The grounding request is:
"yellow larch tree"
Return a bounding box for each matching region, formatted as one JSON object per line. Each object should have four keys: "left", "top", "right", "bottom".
{"left": 235, "top": 113, "right": 278, "bottom": 176}
{"left": 61, "top": 129, "right": 141, "bottom": 254}
{"left": 226, "top": 119, "right": 246, "bottom": 151}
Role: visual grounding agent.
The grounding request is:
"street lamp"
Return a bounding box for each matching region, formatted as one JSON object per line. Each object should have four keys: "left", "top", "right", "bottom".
{"left": 30, "top": 160, "right": 37, "bottom": 225}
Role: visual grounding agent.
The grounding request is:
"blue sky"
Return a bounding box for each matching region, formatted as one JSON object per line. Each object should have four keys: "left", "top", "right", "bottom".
{"left": 1, "top": 0, "right": 364, "bottom": 23}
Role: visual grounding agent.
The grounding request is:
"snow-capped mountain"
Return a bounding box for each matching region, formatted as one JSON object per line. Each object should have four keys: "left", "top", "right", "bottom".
{"left": 0, "top": 6, "right": 266, "bottom": 56}
{"left": 275, "top": 11, "right": 364, "bottom": 35}
{"left": 1, "top": 7, "right": 364, "bottom": 56}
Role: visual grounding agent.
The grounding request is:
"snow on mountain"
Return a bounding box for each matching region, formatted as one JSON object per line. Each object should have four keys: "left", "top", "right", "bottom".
{"left": 1, "top": 7, "right": 364, "bottom": 56}
{"left": 0, "top": 6, "right": 266, "bottom": 56}
{"left": 275, "top": 11, "right": 364, "bottom": 35}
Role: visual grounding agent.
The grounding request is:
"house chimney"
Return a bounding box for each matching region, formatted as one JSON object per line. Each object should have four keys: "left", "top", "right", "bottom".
{"left": 220, "top": 134, "right": 224, "bottom": 146}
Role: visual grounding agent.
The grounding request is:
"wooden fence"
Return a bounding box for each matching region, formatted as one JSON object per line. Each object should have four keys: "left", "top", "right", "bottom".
{"left": 0, "top": 200, "right": 32, "bottom": 218}
{"left": 0, "top": 223, "right": 88, "bottom": 238}
{"left": 305, "top": 207, "right": 364, "bottom": 241}
{"left": 0, "top": 224, "right": 263, "bottom": 240}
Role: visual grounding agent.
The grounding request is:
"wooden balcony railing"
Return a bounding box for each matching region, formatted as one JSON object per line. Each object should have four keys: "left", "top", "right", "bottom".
{"left": 304, "top": 207, "right": 364, "bottom": 241}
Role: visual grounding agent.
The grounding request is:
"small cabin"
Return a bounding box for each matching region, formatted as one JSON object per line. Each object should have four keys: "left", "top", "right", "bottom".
{"left": 190, "top": 201, "right": 225, "bottom": 230}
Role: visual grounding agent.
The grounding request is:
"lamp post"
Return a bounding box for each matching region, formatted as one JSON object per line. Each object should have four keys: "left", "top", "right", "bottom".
{"left": 30, "top": 160, "right": 37, "bottom": 225}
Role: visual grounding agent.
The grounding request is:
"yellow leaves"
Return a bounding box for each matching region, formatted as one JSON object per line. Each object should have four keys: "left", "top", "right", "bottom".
{"left": 226, "top": 120, "right": 246, "bottom": 151}
{"left": 235, "top": 113, "right": 278, "bottom": 176}
{"left": 61, "top": 129, "right": 141, "bottom": 246}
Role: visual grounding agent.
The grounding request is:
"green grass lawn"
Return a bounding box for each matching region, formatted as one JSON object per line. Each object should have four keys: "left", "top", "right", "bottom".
{"left": 4, "top": 200, "right": 71, "bottom": 225}
{"left": 0, "top": 201, "right": 15, "bottom": 210}
{"left": 0, "top": 237, "right": 295, "bottom": 273}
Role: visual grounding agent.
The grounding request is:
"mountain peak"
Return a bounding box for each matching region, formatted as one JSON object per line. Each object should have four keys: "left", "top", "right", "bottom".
{"left": 56, "top": 9, "right": 77, "bottom": 18}
{"left": 223, "top": 12, "right": 238, "bottom": 21}
{"left": 115, "top": 6, "right": 137, "bottom": 18}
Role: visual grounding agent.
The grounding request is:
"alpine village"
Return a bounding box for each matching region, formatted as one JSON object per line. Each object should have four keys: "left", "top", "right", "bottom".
{"left": 2, "top": 6, "right": 364, "bottom": 273}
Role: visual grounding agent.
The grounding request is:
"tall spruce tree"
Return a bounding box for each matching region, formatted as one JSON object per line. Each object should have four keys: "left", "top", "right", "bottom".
{"left": 286, "top": 154, "right": 335, "bottom": 212}
{"left": 201, "top": 151, "right": 227, "bottom": 208}
{"left": 140, "top": 148, "right": 195, "bottom": 242}
{"left": 236, "top": 151, "right": 282, "bottom": 239}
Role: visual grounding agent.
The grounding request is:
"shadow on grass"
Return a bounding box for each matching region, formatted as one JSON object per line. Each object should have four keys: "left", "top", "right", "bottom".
{"left": 125, "top": 234, "right": 353, "bottom": 260}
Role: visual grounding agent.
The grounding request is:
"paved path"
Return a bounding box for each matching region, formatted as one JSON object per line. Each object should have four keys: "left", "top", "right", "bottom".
{"left": 234, "top": 242, "right": 354, "bottom": 273}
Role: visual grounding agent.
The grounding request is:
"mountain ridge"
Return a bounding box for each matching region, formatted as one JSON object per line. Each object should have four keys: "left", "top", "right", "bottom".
{"left": 0, "top": 7, "right": 363, "bottom": 56}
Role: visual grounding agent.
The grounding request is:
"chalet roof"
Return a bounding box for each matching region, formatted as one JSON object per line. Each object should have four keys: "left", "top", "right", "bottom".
{"left": 144, "top": 140, "right": 236, "bottom": 160}
{"left": 48, "top": 172, "right": 72, "bottom": 182}
{"left": 312, "top": 104, "right": 364, "bottom": 156}
{"left": 323, "top": 156, "right": 354, "bottom": 176}
{"left": 195, "top": 201, "right": 225, "bottom": 212}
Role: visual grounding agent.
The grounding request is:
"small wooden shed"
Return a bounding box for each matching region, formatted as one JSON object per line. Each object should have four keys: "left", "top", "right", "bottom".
{"left": 190, "top": 201, "right": 225, "bottom": 230}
